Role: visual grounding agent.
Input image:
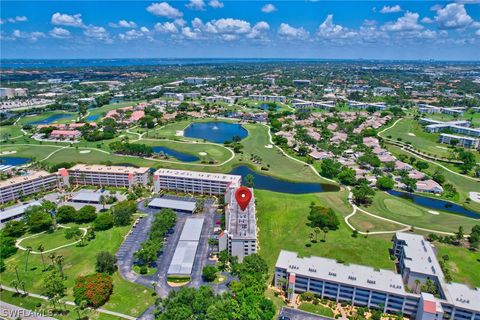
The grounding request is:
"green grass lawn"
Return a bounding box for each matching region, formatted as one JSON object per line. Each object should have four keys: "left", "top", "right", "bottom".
{"left": 19, "top": 229, "right": 78, "bottom": 251}
{"left": 19, "top": 111, "right": 78, "bottom": 126}
{"left": 255, "top": 189, "right": 395, "bottom": 279}
{"left": 0, "top": 125, "right": 24, "bottom": 139}
{"left": 133, "top": 264, "right": 157, "bottom": 276}
{"left": 299, "top": 302, "right": 335, "bottom": 317}
{"left": 436, "top": 243, "right": 480, "bottom": 287}
{"left": 1, "top": 225, "right": 155, "bottom": 317}
{"left": 348, "top": 210, "right": 405, "bottom": 232}
{"left": 362, "top": 192, "right": 479, "bottom": 233}
{"left": 0, "top": 291, "right": 120, "bottom": 320}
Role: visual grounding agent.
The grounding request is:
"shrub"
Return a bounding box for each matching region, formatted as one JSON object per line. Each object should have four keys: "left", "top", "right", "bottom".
{"left": 93, "top": 213, "right": 114, "bottom": 231}
{"left": 202, "top": 265, "right": 217, "bottom": 282}
{"left": 56, "top": 206, "right": 77, "bottom": 223}
{"left": 75, "top": 205, "right": 97, "bottom": 223}
{"left": 73, "top": 273, "right": 113, "bottom": 308}
{"left": 2, "top": 220, "right": 27, "bottom": 238}
{"left": 95, "top": 251, "right": 116, "bottom": 274}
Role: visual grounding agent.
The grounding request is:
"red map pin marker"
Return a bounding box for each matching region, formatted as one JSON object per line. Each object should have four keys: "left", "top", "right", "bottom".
{"left": 235, "top": 187, "right": 252, "bottom": 211}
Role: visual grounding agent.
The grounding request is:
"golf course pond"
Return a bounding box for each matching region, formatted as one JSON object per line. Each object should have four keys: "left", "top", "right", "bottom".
{"left": 152, "top": 146, "right": 199, "bottom": 162}
{"left": 0, "top": 157, "right": 31, "bottom": 166}
{"left": 388, "top": 190, "right": 480, "bottom": 219}
{"left": 184, "top": 121, "right": 248, "bottom": 143}
{"left": 27, "top": 113, "right": 73, "bottom": 125}
{"left": 229, "top": 165, "right": 339, "bottom": 194}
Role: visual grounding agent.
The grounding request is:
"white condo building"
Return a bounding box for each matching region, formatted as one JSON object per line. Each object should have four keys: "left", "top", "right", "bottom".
{"left": 275, "top": 232, "right": 479, "bottom": 320}
{"left": 153, "top": 169, "right": 241, "bottom": 195}
{"left": 60, "top": 164, "right": 150, "bottom": 189}
{"left": 0, "top": 171, "right": 61, "bottom": 204}
{"left": 218, "top": 187, "right": 257, "bottom": 262}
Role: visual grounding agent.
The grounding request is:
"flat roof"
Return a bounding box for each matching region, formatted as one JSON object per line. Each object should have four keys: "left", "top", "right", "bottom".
{"left": 0, "top": 170, "right": 56, "bottom": 188}
{"left": 276, "top": 250, "right": 406, "bottom": 296}
{"left": 167, "top": 217, "right": 205, "bottom": 276}
{"left": 155, "top": 168, "right": 241, "bottom": 185}
{"left": 71, "top": 191, "right": 102, "bottom": 203}
{"left": 69, "top": 164, "right": 149, "bottom": 175}
{"left": 148, "top": 198, "right": 196, "bottom": 212}
{"left": 1, "top": 201, "right": 42, "bottom": 222}
{"left": 444, "top": 283, "right": 480, "bottom": 312}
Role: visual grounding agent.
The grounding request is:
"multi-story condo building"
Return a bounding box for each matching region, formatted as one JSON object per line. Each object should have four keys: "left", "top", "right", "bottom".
{"left": 183, "top": 77, "right": 215, "bottom": 85}
{"left": 291, "top": 99, "right": 335, "bottom": 110}
{"left": 348, "top": 101, "right": 388, "bottom": 111}
{"left": 439, "top": 133, "right": 480, "bottom": 150}
{"left": 0, "top": 171, "right": 61, "bottom": 204}
{"left": 204, "top": 95, "right": 237, "bottom": 105}
{"left": 418, "top": 104, "right": 465, "bottom": 117}
{"left": 164, "top": 92, "right": 185, "bottom": 101}
{"left": 249, "top": 94, "right": 286, "bottom": 103}
{"left": 274, "top": 232, "right": 479, "bottom": 320}
{"left": 153, "top": 169, "right": 241, "bottom": 195}
{"left": 293, "top": 79, "right": 311, "bottom": 86}
{"left": 60, "top": 164, "right": 150, "bottom": 189}
{"left": 218, "top": 187, "right": 257, "bottom": 262}
{"left": 420, "top": 118, "right": 480, "bottom": 137}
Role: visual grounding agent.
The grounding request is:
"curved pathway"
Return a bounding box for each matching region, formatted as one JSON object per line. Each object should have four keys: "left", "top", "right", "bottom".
{"left": 15, "top": 225, "right": 88, "bottom": 254}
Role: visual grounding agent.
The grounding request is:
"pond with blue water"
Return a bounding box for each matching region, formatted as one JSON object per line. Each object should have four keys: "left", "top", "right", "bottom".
{"left": 229, "top": 165, "right": 339, "bottom": 194}
{"left": 28, "top": 114, "right": 73, "bottom": 125}
{"left": 259, "top": 103, "right": 279, "bottom": 111}
{"left": 0, "top": 157, "right": 31, "bottom": 166}
{"left": 152, "top": 146, "right": 199, "bottom": 162}
{"left": 184, "top": 121, "right": 248, "bottom": 143}
{"left": 85, "top": 114, "right": 102, "bottom": 121}
{"left": 388, "top": 190, "right": 480, "bottom": 219}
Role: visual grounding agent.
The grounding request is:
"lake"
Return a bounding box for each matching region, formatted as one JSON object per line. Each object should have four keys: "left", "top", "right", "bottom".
{"left": 28, "top": 114, "right": 73, "bottom": 125}
{"left": 152, "top": 146, "right": 199, "bottom": 162}
{"left": 259, "top": 103, "right": 279, "bottom": 111}
{"left": 388, "top": 190, "right": 480, "bottom": 219}
{"left": 184, "top": 121, "right": 248, "bottom": 143}
{"left": 0, "top": 157, "right": 31, "bottom": 166}
{"left": 229, "top": 165, "right": 339, "bottom": 194}
{"left": 85, "top": 114, "right": 102, "bottom": 121}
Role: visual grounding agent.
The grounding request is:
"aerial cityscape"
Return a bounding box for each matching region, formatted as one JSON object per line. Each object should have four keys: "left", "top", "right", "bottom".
{"left": 0, "top": 1, "right": 480, "bottom": 320}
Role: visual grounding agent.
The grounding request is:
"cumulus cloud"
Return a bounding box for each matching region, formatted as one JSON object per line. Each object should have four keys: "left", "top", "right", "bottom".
{"left": 381, "top": 12, "right": 424, "bottom": 32}
{"left": 49, "top": 27, "right": 71, "bottom": 39}
{"left": 12, "top": 29, "right": 45, "bottom": 41}
{"left": 3, "top": 16, "right": 28, "bottom": 24}
{"left": 380, "top": 5, "right": 402, "bottom": 14}
{"left": 147, "top": 2, "right": 183, "bottom": 19}
{"left": 317, "top": 14, "right": 357, "bottom": 39}
{"left": 434, "top": 3, "right": 473, "bottom": 29}
{"left": 155, "top": 21, "right": 178, "bottom": 33}
{"left": 205, "top": 18, "right": 251, "bottom": 34}
{"left": 421, "top": 17, "right": 434, "bottom": 24}
{"left": 261, "top": 4, "right": 277, "bottom": 13}
{"left": 186, "top": 0, "right": 206, "bottom": 11}
{"left": 246, "top": 21, "right": 270, "bottom": 39}
{"left": 84, "top": 25, "right": 111, "bottom": 42}
{"left": 119, "top": 27, "right": 151, "bottom": 41}
{"left": 182, "top": 27, "right": 200, "bottom": 39}
{"left": 51, "top": 12, "right": 84, "bottom": 27}
{"left": 278, "top": 23, "right": 309, "bottom": 40}
{"left": 208, "top": 0, "right": 224, "bottom": 8}
{"left": 109, "top": 20, "right": 137, "bottom": 28}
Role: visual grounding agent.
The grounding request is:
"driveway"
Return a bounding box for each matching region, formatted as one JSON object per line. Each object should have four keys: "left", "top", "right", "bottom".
{"left": 279, "top": 307, "right": 334, "bottom": 320}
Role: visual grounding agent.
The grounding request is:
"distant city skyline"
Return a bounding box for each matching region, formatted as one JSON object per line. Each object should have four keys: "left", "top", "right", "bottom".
{"left": 1, "top": 1, "right": 480, "bottom": 60}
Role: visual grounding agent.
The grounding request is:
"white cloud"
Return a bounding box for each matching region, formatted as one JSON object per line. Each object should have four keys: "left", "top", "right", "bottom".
{"left": 205, "top": 18, "right": 251, "bottom": 34}
{"left": 186, "top": 0, "right": 205, "bottom": 11}
{"left": 246, "top": 21, "right": 270, "bottom": 39}
{"left": 278, "top": 23, "right": 309, "bottom": 40}
{"left": 140, "top": 26, "right": 150, "bottom": 33}
{"left": 476, "top": 29, "right": 480, "bottom": 36}
{"left": 192, "top": 18, "right": 203, "bottom": 29}
{"left": 155, "top": 21, "right": 178, "bottom": 33}
{"left": 147, "top": 2, "right": 183, "bottom": 19}
{"left": 317, "top": 14, "right": 357, "bottom": 39}
{"left": 434, "top": 3, "right": 473, "bottom": 29}
{"left": 109, "top": 20, "right": 137, "bottom": 28}
{"left": 119, "top": 29, "right": 145, "bottom": 40}
{"left": 208, "top": 0, "right": 224, "bottom": 8}
{"left": 49, "top": 27, "right": 71, "bottom": 39}
{"left": 5, "top": 16, "right": 28, "bottom": 23}
{"left": 51, "top": 12, "right": 84, "bottom": 27}
{"left": 421, "top": 17, "right": 434, "bottom": 24}
{"left": 381, "top": 12, "right": 424, "bottom": 32}
{"left": 12, "top": 29, "right": 45, "bottom": 42}
{"left": 182, "top": 27, "right": 200, "bottom": 39}
{"left": 174, "top": 19, "right": 187, "bottom": 27}
{"left": 380, "top": 5, "right": 402, "bottom": 14}
{"left": 84, "top": 25, "right": 111, "bottom": 42}
{"left": 261, "top": 4, "right": 277, "bottom": 13}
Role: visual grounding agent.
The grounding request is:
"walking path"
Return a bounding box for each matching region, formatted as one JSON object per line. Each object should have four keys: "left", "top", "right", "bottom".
{"left": 0, "top": 286, "right": 136, "bottom": 320}
{"left": 15, "top": 225, "right": 88, "bottom": 254}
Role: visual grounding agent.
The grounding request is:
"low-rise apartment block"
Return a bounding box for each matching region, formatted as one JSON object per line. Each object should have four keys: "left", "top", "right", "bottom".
{"left": 204, "top": 95, "right": 237, "bottom": 105}
{"left": 420, "top": 118, "right": 480, "bottom": 137}
{"left": 153, "top": 169, "right": 241, "bottom": 195}
{"left": 219, "top": 187, "right": 257, "bottom": 261}
{"left": 249, "top": 94, "right": 286, "bottom": 103}
{"left": 439, "top": 133, "right": 480, "bottom": 150}
{"left": 274, "top": 232, "right": 479, "bottom": 320}
{"left": 60, "top": 164, "right": 150, "bottom": 189}
{"left": 0, "top": 171, "right": 61, "bottom": 204}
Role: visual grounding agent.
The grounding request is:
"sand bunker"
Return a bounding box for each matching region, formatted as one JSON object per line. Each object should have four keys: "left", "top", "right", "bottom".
{"left": 428, "top": 210, "right": 440, "bottom": 215}
{"left": 408, "top": 133, "right": 416, "bottom": 136}
{"left": 79, "top": 150, "right": 91, "bottom": 154}
{"left": 199, "top": 152, "right": 207, "bottom": 156}
{"left": 175, "top": 130, "right": 184, "bottom": 136}
{"left": 265, "top": 144, "right": 273, "bottom": 149}
{"left": 0, "top": 151, "right": 17, "bottom": 155}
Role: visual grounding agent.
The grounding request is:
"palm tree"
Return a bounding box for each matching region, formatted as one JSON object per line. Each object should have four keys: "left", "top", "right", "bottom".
{"left": 313, "top": 227, "right": 321, "bottom": 242}
{"left": 99, "top": 195, "right": 107, "bottom": 209}
{"left": 13, "top": 264, "right": 20, "bottom": 283}
{"left": 365, "top": 230, "right": 370, "bottom": 238}
{"left": 322, "top": 227, "right": 329, "bottom": 242}
{"left": 48, "top": 252, "right": 56, "bottom": 269}
{"left": 415, "top": 279, "right": 420, "bottom": 293}
{"left": 55, "top": 255, "right": 65, "bottom": 278}
{"left": 25, "top": 246, "right": 32, "bottom": 271}
{"left": 309, "top": 232, "right": 316, "bottom": 243}
{"left": 38, "top": 244, "right": 46, "bottom": 271}
{"left": 10, "top": 280, "right": 19, "bottom": 294}
{"left": 19, "top": 280, "right": 26, "bottom": 295}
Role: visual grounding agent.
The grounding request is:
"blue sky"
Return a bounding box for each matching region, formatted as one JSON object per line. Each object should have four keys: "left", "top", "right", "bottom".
{"left": 1, "top": 1, "right": 480, "bottom": 60}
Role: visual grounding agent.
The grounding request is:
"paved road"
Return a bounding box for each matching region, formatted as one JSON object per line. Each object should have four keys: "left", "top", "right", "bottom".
{"left": 0, "top": 301, "right": 56, "bottom": 320}
{"left": 279, "top": 307, "right": 334, "bottom": 320}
